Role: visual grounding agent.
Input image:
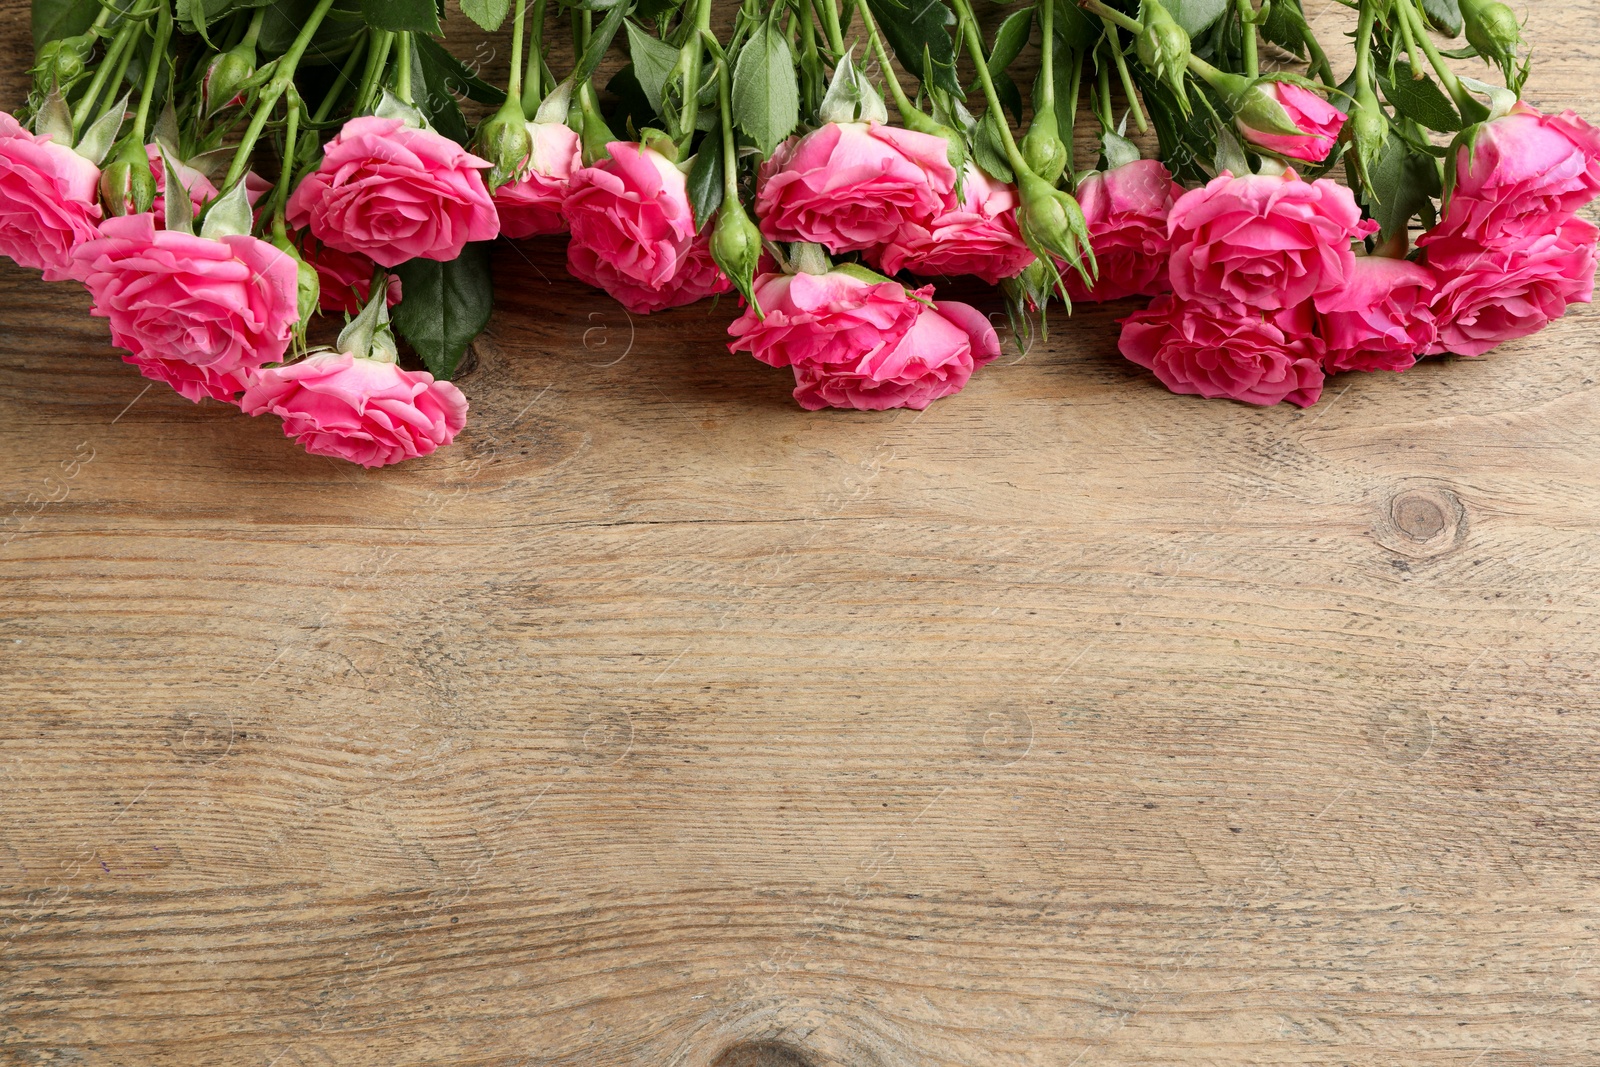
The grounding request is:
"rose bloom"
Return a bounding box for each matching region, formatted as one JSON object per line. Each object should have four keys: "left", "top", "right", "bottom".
{"left": 296, "top": 233, "right": 403, "bottom": 316}
{"left": 792, "top": 298, "right": 1000, "bottom": 411}
{"left": 872, "top": 164, "right": 1034, "bottom": 284}
{"left": 1119, "top": 296, "right": 1326, "bottom": 407}
{"left": 569, "top": 139, "right": 700, "bottom": 295}
{"left": 726, "top": 268, "right": 923, "bottom": 369}
{"left": 567, "top": 225, "right": 730, "bottom": 314}
{"left": 1168, "top": 170, "right": 1376, "bottom": 310}
{"left": 1314, "top": 256, "right": 1437, "bottom": 374}
{"left": 0, "top": 111, "right": 103, "bottom": 281}
{"left": 287, "top": 116, "right": 500, "bottom": 267}
{"left": 241, "top": 351, "right": 468, "bottom": 468}
{"left": 75, "top": 213, "right": 300, "bottom": 393}
{"left": 756, "top": 121, "right": 957, "bottom": 253}
{"left": 495, "top": 120, "right": 582, "bottom": 238}
{"left": 1237, "top": 81, "right": 1347, "bottom": 163}
{"left": 1064, "top": 159, "right": 1186, "bottom": 302}
{"left": 1423, "top": 215, "right": 1597, "bottom": 357}
{"left": 1427, "top": 105, "right": 1600, "bottom": 242}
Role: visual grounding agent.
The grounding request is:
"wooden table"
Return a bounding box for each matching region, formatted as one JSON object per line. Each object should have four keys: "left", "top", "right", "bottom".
{"left": 4, "top": 4, "right": 1599, "bottom": 1065}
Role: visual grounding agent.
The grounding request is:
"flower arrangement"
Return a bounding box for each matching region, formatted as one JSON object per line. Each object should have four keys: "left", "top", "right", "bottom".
{"left": 4, "top": 0, "right": 1597, "bottom": 466}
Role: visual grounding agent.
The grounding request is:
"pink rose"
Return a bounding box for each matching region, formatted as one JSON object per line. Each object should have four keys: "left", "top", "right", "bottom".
{"left": 1237, "top": 81, "right": 1346, "bottom": 163}
{"left": 1119, "top": 296, "right": 1326, "bottom": 407}
{"left": 1064, "top": 159, "right": 1186, "bottom": 302}
{"left": 1428, "top": 105, "right": 1600, "bottom": 242}
{"left": 287, "top": 116, "right": 499, "bottom": 267}
{"left": 791, "top": 298, "right": 1000, "bottom": 411}
{"left": 1314, "top": 255, "right": 1437, "bottom": 373}
{"left": 872, "top": 164, "right": 1033, "bottom": 284}
{"left": 75, "top": 213, "right": 300, "bottom": 382}
{"left": 495, "top": 121, "right": 582, "bottom": 238}
{"left": 1423, "top": 216, "right": 1597, "bottom": 357}
{"left": 126, "top": 355, "right": 255, "bottom": 405}
{"left": 564, "top": 141, "right": 693, "bottom": 288}
{"left": 296, "top": 233, "right": 403, "bottom": 316}
{"left": 0, "top": 111, "right": 102, "bottom": 281}
{"left": 1168, "top": 170, "right": 1376, "bottom": 310}
{"left": 241, "top": 351, "right": 468, "bottom": 468}
{"left": 726, "top": 268, "right": 923, "bottom": 369}
{"left": 566, "top": 223, "right": 730, "bottom": 314}
{"left": 756, "top": 121, "right": 957, "bottom": 253}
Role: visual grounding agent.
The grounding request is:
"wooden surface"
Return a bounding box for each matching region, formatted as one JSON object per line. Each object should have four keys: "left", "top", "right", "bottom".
{"left": 4, "top": 3, "right": 1600, "bottom": 1065}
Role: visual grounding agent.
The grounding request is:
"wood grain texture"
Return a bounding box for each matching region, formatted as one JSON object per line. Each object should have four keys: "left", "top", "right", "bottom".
{"left": 3, "top": 3, "right": 1600, "bottom": 1065}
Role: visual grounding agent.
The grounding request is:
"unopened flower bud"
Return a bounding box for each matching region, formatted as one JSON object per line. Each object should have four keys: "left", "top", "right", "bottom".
{"left": 1348, "top": 82, "right": 1390, "bottom": 185}
{"left": 1021, "top": 116, "right": 1069, "bottom": 186}
{"left": 1136, "top": 0, "right": 1192, "bottom": 103}
{"left": 100, "top": 142, "right": 158, "bottom": 217}
{"left": 32, "top": 34, "right": 94, "bottom": 95}
{"left": 711, "top": 198, "right": 765, "bottom": 316}
{"left": 476, "top": 97, "right": 534, "bottom": 192}
{"left": 1016, "top": 169, "right": 1093, "bottom": 282}
{"left": 1461, "top": 0, "right": 1522, "bottom": 79}
{"left": 203, "top": 42, "right": 257, "bottom": 116}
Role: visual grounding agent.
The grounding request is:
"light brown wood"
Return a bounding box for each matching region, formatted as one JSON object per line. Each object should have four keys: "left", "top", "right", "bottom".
{"left": 4, "top": 3, "right": 1600, "bottom": 1065}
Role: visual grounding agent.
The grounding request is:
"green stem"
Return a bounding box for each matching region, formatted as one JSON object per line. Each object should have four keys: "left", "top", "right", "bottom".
{"left": 522, "top": 0, "right": 547, "bottom": 113}
{"left": 313, "top": 30, "right": 368, "bottom": 124}
{"left": 72, "top": 10, "right": 144, "bottom": 130}
{"left": 394, "top": 32, "right": 413, "bottom": 104}
{"left": 1398, "top": 0, "right": 1472, "bottom": 107}
{"left": 507, "top": 0, "right": 528, "bottom": 104}
{"left": 1080, "top": 0, "right": 1140, "bottom": 35}
{"left": 354, "top": 29, "right": 394, "bottom": 115}
{"left": 129, "top": 0, "right": 172, "bottom": 144}
{"left": 1290, "top": 1, "right": 1334, "bottom": 85}
{"left": 240, "top": 5, "right": 265, "bottom": 49}
{"left": 1098, "top": 18, "right": 1147, "bottom": 132}
{"left": 224, "top": 0, "right": 339, "bottom": 190}
{"left": 1353, "top": 0, "right": 1377, "bottom": 85}
{"left": 1064, "top": 48, "right": 1082, "bottom": 179}
{"left": 818, "top": 0, "right": 846, "bottom": 57}
{"left": 271, "top": 91, "right": 302, "bottom": 240}
{"left": 856, "top": 0, "right": 916, "bottom": 118}
{"left": 1095, "top": 47, "right": 1113, "bottom": 129}
{"left": 717, "top": 57, "right": 739, "bottom": 199}
{"left": 1038, "top": 0, "right": 1055, "bottom": 115}
{"left": 952, "top": 0, "right": 1029, "bottom": 174}
{"left": 1236, "top": 0, "right": 1258, "bottom": 78}
{"left": 678, "top": 0, "right": 713, "bottom": 151}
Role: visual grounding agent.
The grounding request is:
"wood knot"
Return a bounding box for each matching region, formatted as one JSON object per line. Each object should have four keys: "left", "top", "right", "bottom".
{"left": 711, "top": 1043, "right": 815, "bottom": 1067}
{"left": 1375, "top": 485, "right": 1467, "bottom": 559}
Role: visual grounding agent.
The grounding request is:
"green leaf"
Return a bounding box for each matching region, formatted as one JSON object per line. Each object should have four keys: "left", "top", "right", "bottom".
{"left": 861, "top": 0, "right": 960, "bottom": 96}
{"left": 1261, "top": 0, "right": 1306, "bottom": 58}
{"left": 988, "top": 7, "right": 1033, "bottom": 75}
{"left": 1379, "top": 62, "right": 1462, "bottom": 133}
{"left": 1420, "top": 0, "right": 1462, "bottom": 38}
{"left": 176, "top": 0, "right": 272, "bottom": 35}
{"left": 408, "top": 43, "right": 469, "bottom": 142}
{"left": 459, "top": 0, "right": 512, "bottom": 32}
{"left": 687, "top": 145, "right": 724, "bottom": 233}
{"left": 361, "top": 0, "right": 441, "bottom": 34}
{"left": 32, "top": 0, "right": 100, "bottom": 48}
{"left": 973, "top": 111, "right": 1014, "bottom": 183}
{"left": 415, "top": 34, "right": 507, "bottom": 108}
{"left": 393, "top": 244, "right": 495, "bottom": 381}
{"left": 1054, "top": 0, "right": 1100, "bottom": 50}
{"left": 625, "top": 21, "right": 682, "bottom": 114}
{"left": 259, "top": 0, "right": 367, "bottom": 57}
{"left": 1155, "top": 0, "right": 1228, "bottom": 36}
{"left": 1362, "top": 134, "right": 1443, "bottom": 240}
{"left": 732, "top": 19, "right": 799, "bottom": 158}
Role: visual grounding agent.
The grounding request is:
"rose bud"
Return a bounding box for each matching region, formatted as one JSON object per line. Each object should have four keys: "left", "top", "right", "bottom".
{"left": 100, "top": 140, "right": 158, "bottom": 218}
{"left": 711, "top": 197, "right": 765, "bottom": 317}
{"left": 1136, "top": 0, "right": 1192, "bottom": 104}
{"left": 32, "top": 33, "right": 94, "bottom": 95}
{"left": 1461, "top": 0, "right": 1523, "bottom": 81}
{"left": 203, "top": 42, "right": 257, "bottom": 116}
{"left": 1234, "top": 79, "right": 1346, "bottom": 163}
{"left": 1347, "top": 81, "right": 1390, "bottom": 186}
{"left": 272, "top": 232, "right": 323, "bottom": 328}
{"left": 1021, "top": 115, "right": 1069, "bottom": 186}
{"left": 1016, "top": 169, "right": 1094, "bottom": 288}
{"left": 475, "top": 97, "right": 535, "bottom": 193}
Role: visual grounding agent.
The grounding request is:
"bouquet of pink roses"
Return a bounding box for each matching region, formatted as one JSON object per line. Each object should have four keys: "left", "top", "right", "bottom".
{"left": 4, "top": 0, "right": 1596, "bottom": 466}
